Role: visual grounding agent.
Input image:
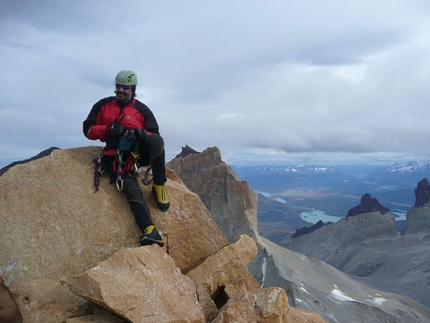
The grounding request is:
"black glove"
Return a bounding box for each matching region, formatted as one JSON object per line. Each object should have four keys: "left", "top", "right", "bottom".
{"left": 134, "top": 128, "right": 148, "bottom": 141}
{"left": 109, "top": 124, "right": 126, "bottom": 137}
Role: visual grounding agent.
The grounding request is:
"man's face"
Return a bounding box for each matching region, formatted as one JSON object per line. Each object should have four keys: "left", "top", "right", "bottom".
{"left": 115, "top": 84, "right": 133, "bottom": 104}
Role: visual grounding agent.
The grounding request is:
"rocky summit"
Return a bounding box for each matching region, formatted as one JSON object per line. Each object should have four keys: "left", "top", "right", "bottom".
{"left": 168, "top": 147, "right": 430, "bottom": 323}
{"left": 346, "top": 193, "right": 390, "bottom": 216}
{"left": 0, "top": 146, "right": 326, "bottom": 323}
{"left": 167, "top": 146, "right": 259, "bottom": 243}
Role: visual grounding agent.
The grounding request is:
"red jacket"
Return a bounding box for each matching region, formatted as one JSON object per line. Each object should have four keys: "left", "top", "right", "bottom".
{"left": 83, "top": 97, "right": 159, "bottom": 156}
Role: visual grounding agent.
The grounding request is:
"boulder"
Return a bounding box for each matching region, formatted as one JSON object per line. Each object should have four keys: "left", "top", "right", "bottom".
{"left": 0, "top": 146, "right": 228, "bottom": 285}
{"left": 186, "top": 235, "right": 327, "bottom": 323}
{"left": 187, "top": 235, "right": 260, "bottom": 300}
{"left": 65, "top": 233, "right": 327, "bottom": 323}
{"left": 210, "top": 283, "right": 259, "bottom": 323}
{"left": 67, "top": 245, "right": 205, "bottom": 323}
{"left": 250, "top": 287, "right": 289, "bottom": 323}
{"left": 7, "top": 278, "right": 91, "bottom": 323}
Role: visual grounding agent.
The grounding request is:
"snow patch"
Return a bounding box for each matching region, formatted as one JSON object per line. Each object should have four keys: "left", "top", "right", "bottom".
{"left": 300, "top": 286, "right": 309, "bottom": 294}
{"left": 330, "top": 288, "right": 357, "bottom": 302}
{"left": 368, "top": 294, "right": 387, "bottom": 305}
{"left": 261, "top": 256, "right": 267, "bottom": 288}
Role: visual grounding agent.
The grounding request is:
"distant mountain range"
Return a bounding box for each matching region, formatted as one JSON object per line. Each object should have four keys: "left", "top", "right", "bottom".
{"left": 233, "top": 160, "right": 430, "bottom": 176}
{"left": 383, "top": 161, "right": 430, "bottom": 173}
{"left": 231, "top": 161, "right": 430, "bottom": 246}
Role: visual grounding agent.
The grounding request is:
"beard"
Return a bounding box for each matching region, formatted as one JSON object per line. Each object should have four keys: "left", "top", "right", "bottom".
{"left": 115, "top": 91, "right": 133, "bottom": 105}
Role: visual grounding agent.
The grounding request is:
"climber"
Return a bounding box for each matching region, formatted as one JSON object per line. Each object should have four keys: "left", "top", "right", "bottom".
{"left": 83, "top": 70, "right": 170, "bottom": 247}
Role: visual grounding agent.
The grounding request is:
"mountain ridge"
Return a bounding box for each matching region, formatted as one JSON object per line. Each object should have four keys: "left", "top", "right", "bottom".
{"left": 168, "top": 146, "right": 430, "bottom": 323}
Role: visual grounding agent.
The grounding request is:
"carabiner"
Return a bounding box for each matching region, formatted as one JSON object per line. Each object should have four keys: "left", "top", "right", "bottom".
{"left": 134, "top": 161, "right": 142, "bottom": 173}
{"left": 142, "top": 166, "right": 153, "bottom": 185}
{"left": 116, "top": 178, "right": 124, "bottom": 191}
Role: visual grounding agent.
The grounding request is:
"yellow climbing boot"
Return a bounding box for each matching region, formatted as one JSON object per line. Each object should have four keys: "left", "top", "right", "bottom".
{"left": 139, "top": 225, "right": 164, "bottom": 247}
{"left": 152, "top": 183, "right": 170, "bottom": 212}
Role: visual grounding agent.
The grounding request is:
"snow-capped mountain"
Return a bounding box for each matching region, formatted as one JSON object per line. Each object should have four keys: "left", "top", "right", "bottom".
{"left": 383, "top": 161, "right": 430, "bottom": 173}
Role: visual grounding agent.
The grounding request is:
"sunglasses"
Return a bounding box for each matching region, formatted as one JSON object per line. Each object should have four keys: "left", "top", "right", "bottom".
{"left": 115, "top": 84, "right": 131, "bottom": 90}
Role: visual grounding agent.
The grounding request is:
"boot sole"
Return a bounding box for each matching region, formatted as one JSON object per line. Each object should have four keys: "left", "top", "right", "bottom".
{"left": 140, "top": 237, "right": 165, "bottom": 248}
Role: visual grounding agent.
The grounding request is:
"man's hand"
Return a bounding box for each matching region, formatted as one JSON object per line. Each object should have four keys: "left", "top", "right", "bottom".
{"left": 109, "top": 124, "right": 126, "bottom": 137}
{"left": 134, "top": 128, "right": 148, "bottom": 141}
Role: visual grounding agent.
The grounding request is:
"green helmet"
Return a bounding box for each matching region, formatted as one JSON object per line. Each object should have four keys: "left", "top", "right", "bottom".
{"left": 115, "top": 70, "right": 138, "bottom": 86}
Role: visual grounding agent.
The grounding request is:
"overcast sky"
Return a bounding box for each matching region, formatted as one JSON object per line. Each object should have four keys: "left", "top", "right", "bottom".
{"left": 1, "top": 1, "right": 430, "bottom": 167}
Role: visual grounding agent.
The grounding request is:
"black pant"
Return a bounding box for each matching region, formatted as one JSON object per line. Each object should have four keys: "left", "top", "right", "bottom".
{"left": 138, "top": 133, "right": 167, "bottom": 185}
{"left": 103, "top": 133, "right": 167, "bottom": 232}
{"left": 121, "top": 175, "right": 153, "bottom": 231}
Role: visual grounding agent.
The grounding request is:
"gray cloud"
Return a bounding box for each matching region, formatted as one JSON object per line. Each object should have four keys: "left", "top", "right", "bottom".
{"left": 1, "top": 1, "right": 430, "bottom": 167}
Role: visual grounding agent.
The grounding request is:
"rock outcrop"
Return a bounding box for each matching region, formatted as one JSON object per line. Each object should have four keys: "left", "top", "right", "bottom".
{"left": 347, "top": 193, "right": 390, "bottom": 216}
{"left": 0, "top": 146, "right": 326, "bottom": 323}
{"left": 404, "top": 178, "right": 430, "bottom": 234}
{"left": 0, "top": 146, "right": 228, "bottom": 281}
{"left": 167, "top": 146, "right": 259, "bottom": 243}
{"left": 292, "top": 220, "right": 325, "bottom": 238}
{"left": 67, "top": 245, "right": 205, "bottom": 322}
{"left": 413, "top": 177, "right": 430, "bottom": 207}
{"left": 173, "top": 145, "right": 200, "bottom": 159}
{"left": 404, "top": 203, "right": 430, "bottom": 234}
{"left": 0, "top": 146, "right": 60, "bottom": 176}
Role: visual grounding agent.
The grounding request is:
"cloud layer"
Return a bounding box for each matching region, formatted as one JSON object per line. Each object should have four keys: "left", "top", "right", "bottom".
{"left": 1, "top": 1, "right": 430, "bottom": 166}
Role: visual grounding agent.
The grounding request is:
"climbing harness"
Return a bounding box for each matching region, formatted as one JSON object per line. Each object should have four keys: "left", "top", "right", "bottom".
{"left": 112, "top": 149, "right": 129, "bottom": 190}
{"left": 93, "top": 129, "right": 148, "bottom": 192}
{"left": 112, "top": 147, "right": 146, "bottom": 191}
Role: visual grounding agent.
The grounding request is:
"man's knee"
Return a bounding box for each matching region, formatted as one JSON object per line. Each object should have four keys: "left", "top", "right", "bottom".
{"left": 147, "top": 133, "right": 164, "bottom": 150}
{"left": 140, "top": 134, "right": 164, "bottom": 162}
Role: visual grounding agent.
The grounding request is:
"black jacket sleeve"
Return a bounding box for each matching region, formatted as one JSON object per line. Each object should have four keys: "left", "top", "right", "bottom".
{"left": 134, "top": 100, "right": 160, "bottom": 134}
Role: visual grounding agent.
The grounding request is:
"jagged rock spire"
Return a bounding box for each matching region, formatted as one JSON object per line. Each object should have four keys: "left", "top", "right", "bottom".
{"left": 173, "top": 145, "right": 200, "bottom": 159}
{"left": 347, "top": 193, "right": 390, "bottom": 217}
{"left": 414, "top": 177, "right": 430, "bottom": 207}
